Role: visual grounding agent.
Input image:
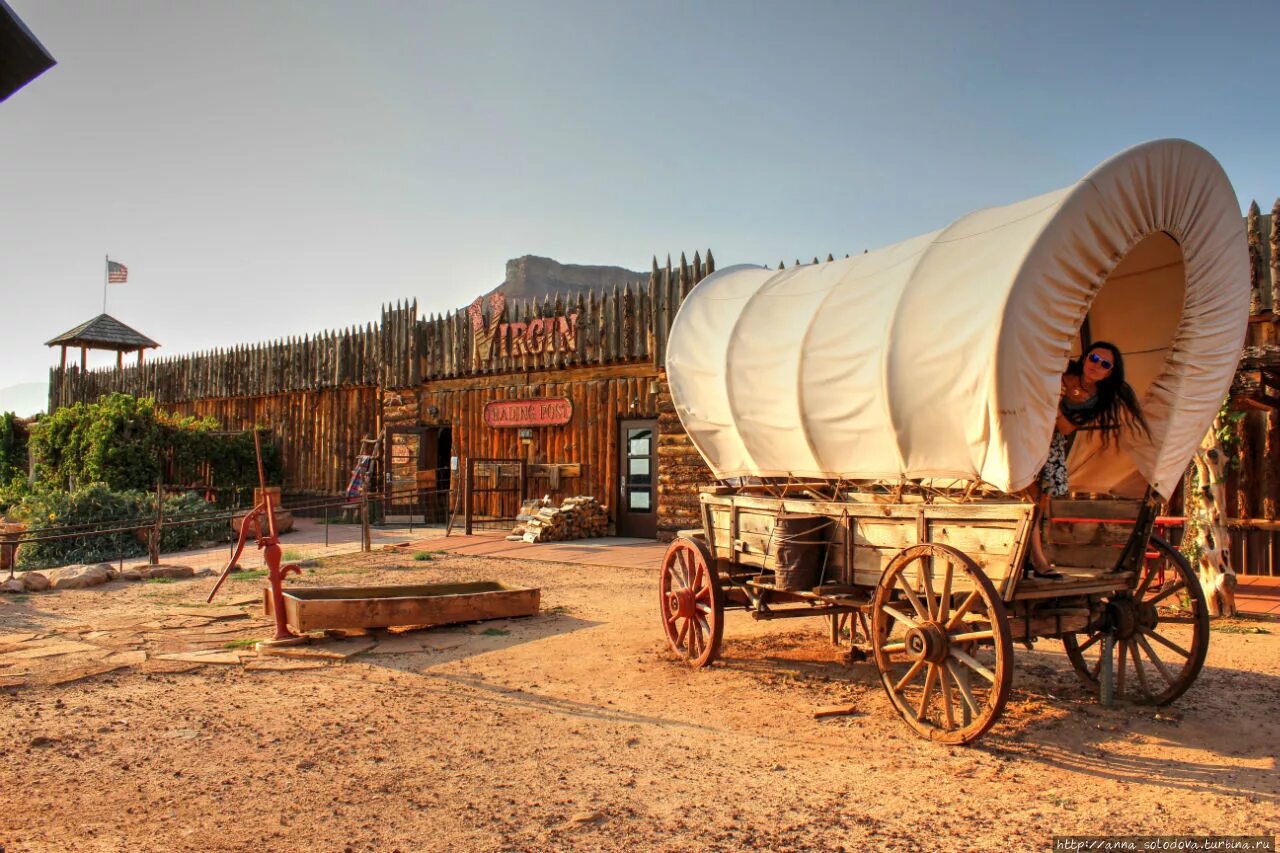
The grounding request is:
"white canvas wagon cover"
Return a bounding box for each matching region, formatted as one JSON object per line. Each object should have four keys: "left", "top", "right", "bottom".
{"left": 667, "top": 139, "right": 1249, "bottom": 499}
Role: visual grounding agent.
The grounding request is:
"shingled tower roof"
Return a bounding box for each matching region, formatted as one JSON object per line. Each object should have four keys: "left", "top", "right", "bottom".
{"left": 45, "top": 314, "right": 159, "bottom": 353}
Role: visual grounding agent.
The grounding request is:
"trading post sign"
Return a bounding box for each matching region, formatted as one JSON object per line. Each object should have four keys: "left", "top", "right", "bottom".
{"left": 482, "top": 398, "right": 574, "bottom": 429}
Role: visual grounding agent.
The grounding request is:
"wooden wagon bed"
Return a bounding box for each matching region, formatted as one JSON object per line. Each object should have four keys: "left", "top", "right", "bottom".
{"left": 697, "top": 490, "right": 1142, "bottom": 602}
{"left": 657, "top": 486, "right": 1207, "bottom": 745}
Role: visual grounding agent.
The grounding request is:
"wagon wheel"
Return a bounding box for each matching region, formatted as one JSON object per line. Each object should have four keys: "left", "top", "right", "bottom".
{"left": 871, "top": 544, "right": 1013, "bottom": 745}
{"left": 659, "top": 537, "right": 725, "bottom": 668}
{"left": 1061, "top": 535, "right": 1208, "bottom": 705}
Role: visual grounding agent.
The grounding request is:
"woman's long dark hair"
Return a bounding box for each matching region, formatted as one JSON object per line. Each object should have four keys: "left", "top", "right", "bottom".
{"left": 1063, "top": 341, "right": 1150, "bottom": 446}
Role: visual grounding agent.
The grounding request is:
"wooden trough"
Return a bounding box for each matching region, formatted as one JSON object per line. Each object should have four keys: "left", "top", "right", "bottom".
{"left": 262, "top": 581, "right": 541, "bottom": 634}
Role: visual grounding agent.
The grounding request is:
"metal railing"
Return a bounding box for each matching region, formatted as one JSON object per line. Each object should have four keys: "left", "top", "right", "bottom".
{"left": 0, "top": 482, "right": 459, "bottom": 579}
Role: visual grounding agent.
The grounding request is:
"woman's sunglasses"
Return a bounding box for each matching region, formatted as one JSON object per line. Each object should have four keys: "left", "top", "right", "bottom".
{"left": 1087, "top": 352, "right": 1114, "bottom": 370}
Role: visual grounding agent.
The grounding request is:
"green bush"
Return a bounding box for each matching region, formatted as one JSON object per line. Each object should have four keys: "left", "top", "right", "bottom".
{"left": 8, "top": 483, "right": 229, "bottom": 570}
{"left": 29, "top": 393, "right": 281, "bottom": 498}
{"left": 0, "top": 412, "right": 27, "bottom": 488}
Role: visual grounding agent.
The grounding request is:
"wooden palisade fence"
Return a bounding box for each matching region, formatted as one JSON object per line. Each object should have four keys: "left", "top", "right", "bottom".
{"left": 45, "top": 202, "right": 1280, "bottom": 573}
{"left": 1225, "top": 199, "right": 1280, "bottom": 575}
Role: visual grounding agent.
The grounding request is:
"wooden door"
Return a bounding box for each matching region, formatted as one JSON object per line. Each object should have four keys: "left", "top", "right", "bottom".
{"left": 617, "top": 419, "right": 657, "bottom": 538}
{"left": 385, "top": 427, "right": 428, "bottom": 517}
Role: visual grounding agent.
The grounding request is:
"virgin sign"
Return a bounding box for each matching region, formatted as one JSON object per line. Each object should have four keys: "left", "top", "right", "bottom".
{"left": 483, "top": 398, "right": 573, "bottom": 428}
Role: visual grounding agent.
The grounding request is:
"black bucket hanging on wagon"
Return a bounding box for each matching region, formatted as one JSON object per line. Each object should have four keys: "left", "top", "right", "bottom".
{"left": 769, "top": 514, "right": 832, "bottom": 591}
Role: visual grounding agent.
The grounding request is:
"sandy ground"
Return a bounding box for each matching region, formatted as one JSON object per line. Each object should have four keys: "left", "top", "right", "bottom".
{"left": 1, "top": 544, "right": 1277, "bottom": 853}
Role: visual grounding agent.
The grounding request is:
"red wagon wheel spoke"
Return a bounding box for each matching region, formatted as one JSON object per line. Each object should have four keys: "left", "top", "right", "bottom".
{"left": 659, "top": 538, "right": 724, "bottom": 669}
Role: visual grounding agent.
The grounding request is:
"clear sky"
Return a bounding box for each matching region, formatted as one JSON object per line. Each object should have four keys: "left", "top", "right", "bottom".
{"left": 1, "top": 0, "right": 1277, "bottom": 399}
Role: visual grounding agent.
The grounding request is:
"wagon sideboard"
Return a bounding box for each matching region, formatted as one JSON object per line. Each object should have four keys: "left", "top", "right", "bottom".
{"left": 699, "top": 490, "right": 1036, "bottom": 597}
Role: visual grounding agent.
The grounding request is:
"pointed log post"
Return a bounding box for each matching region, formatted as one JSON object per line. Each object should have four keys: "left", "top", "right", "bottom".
{"left": 1191, "top": 419, "right": 1238, "bottom": 617}
{"left": 1271, "top": 198, "right": 1280, "bottom": 312}
{"left": 1247, "top": 201, "right": 1263, "bottom": 314}
{"left": 705, "top": 248, "right": 714, "bottom": 275}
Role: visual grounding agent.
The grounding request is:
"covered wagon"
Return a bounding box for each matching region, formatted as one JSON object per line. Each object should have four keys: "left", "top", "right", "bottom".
{"left": 659, "top": 139, "right": 1249, "bottom": 743}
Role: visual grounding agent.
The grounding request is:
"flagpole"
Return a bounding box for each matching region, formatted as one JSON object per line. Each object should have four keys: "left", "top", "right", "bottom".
{"left": 103, "top": 254, "right": 108, "bottom": 314}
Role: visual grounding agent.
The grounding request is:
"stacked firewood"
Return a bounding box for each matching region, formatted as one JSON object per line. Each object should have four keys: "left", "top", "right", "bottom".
{"left": 508, "top": 496, "right": 608, "bottom": 542}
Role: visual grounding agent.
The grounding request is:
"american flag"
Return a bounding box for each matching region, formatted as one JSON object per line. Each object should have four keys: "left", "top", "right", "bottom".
{"left": 107, "top": 259, "right": 128, "bottom": 283}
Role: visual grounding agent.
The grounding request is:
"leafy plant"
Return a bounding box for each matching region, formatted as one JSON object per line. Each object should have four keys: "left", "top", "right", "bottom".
{"left": 28, "top": 394, "right": 281, "bottom": 498}
{"left": 0, "top": 412, "right": 27, "bottom": 487}
{"left": 6, "top": 483, "right": 228, "bottom": 570}
{"left": 412, "top": 551, "right": 433, "bottom": 561}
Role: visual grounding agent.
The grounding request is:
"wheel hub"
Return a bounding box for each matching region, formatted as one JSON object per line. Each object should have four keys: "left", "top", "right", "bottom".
{"left": 668, "top": 588, "right": 696, "bottom": 620}
{"left": 905, "top": 622, "right": 950, "bottom": 664}
{"left": 1107, "top": 597, "right": 1139, "bottom": 640}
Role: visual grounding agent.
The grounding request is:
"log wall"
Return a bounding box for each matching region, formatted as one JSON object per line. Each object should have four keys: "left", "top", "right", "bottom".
{"left": 655, "top": 373, "right": 714, "bottom": 541}
{"left": 1226, "top": 202, "right": 1280, "bottom": 575}
{"left": 405, "top": 366, "right": 660, "bottom": 519}
{"left": 165, "top": 387, "right": 379, "bottom": 495}
{"left": 44, "top": 201, "right": 1280, "bottom": 560}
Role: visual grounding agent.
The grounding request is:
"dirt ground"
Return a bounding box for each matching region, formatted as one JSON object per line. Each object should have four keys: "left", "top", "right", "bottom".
{"left": 1, "top": 545, "right": 1277, "bottom": 853}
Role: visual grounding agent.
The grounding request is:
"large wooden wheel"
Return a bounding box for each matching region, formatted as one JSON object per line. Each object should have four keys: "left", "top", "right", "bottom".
{"left": 871, "top": 544, "right": 1013, "bottom": 744}
{"left": 659, "top": 537, "right": 725, "bottom": 668}
{"left": 1062, "top": 535, "right": 1209, "bottom": 705}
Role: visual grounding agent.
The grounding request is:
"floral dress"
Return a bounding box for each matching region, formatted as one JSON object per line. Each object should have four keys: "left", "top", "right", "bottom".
{"left": 1038, "top": 393, "right": 1098, "bottom": 497}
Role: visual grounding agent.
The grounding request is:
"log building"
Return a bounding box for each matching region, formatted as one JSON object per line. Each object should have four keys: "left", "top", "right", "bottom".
{"left": 45, "top": 201, "right": 1280, "bottom": 564}
{"left": 48, "top": 252, "right": 719, "bottom": 541}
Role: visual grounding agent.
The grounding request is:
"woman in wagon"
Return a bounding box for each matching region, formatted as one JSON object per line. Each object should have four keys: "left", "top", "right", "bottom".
{"left": 1026, "top": 341, "right": 1150, "bottom": 577}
